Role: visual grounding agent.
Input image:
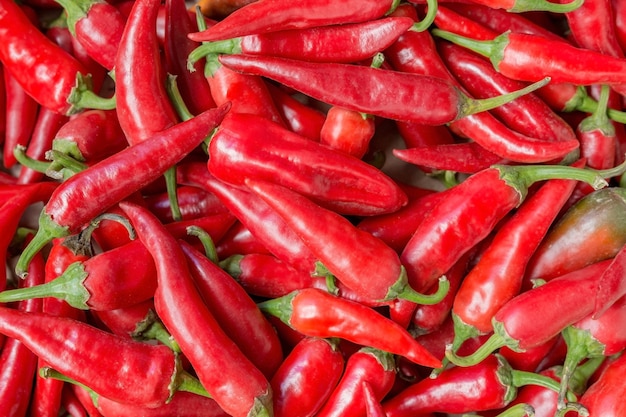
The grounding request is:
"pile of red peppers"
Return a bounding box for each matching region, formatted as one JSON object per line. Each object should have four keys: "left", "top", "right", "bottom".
{"left": 4, "top": 0, "right": 626, "bottom": 415}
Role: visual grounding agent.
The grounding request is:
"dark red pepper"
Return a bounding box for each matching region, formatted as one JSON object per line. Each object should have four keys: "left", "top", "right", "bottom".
{"left": 266, "top": 83, "right": 326, "bottom": 142}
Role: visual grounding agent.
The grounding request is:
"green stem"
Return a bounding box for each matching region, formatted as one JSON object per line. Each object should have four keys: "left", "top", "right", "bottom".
{"left": 67, "top": 73, "right": 116, "bottom": 115}
{"left": 397, "top": 274, "right": 450, "bottom": 305}
{"left": 186, "top": 225, "right": 218, "bottom": 263}
{"left": 187, "top": 38, "right": 242, "bottom": 70}
{"left": 510, "top": 0, "right": 583, "bottom": 12}
{"left": 0, "top": 261, "right": 90, "bottom": 308}
{"left": 40, "top": 367, "right": 100, "bottom": 407}
{"left": 578, "top": 85, "right": 614, "bottom": 136}
{"left": 431, "top": 29, "right": 508, "bottom": 71}
{"left": 491, "top": 403, "right": 535, "bottom": 417}
{"left": 445, "top": 331, "right": 508, "bottom": 367}
{"left": 15, "top": 210, "right": 70, "bottom": 278}
{"left": 90, "top": 212, "right": 136, "bottom": 241}
{"left": 257, "top": 291, "right": 297, "bottom": 325}
{"left": 45, "top": 149, "right": 88, "bottom": 179}
{"left": 219, "top": 254, "right": 243, "bottom": 278}
{"left": 563, "top": 86, "right": 626, "bottom": 125}
{"left": 177, "top": 371, "right": 212, "bottom": 398}
{"left": 166, "top": 74, "right": 194, "bottom": 121}
{"left": 164, "top": 166, "right": 182, "bottom": 222}
{"left": 410, "top": 0, "right": 437, "bottom": 32}
{"left": 13, "top": 145, "right": 52, "bottom": 173}
{"left": 133, "top": 310, "right": 181, "bottom": 353}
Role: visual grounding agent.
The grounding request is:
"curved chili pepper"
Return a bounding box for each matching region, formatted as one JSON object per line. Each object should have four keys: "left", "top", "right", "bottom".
{"left": 447, "top": 259, "right": 614, "bottom": 368}
{"left": 395, "top": 161, "right": 618, "bottom": 328}
{"left": 15, "top": 102, "right": 229, "bottom": 277}
{"left": 119, "top": 200, "right": 273, "bottom": 417}
{"left": 270, "top": 337, "right": 344, "bottom": 417}
{"left": 188, "top": 0, "right": 423, "bottom": 42}
{"left": 220, "top": 253, "right": 319, "bottom": 298}
{"left": 259, "top": 287, "right": 443, "bottom": 368}
{"left": 449, "top": 161, "right": 582, "bottom": 358}
{"left": 0, "top": 0, "right": 112, "bottom": 115}
{"left": 189, "top": 17, "right": 414, "bottom": 66}
{"left": 178, "top": 161, "right": 318, "bottom": 273}
{"left": 0, "top": 246, "right": 43, "bottom": 417}
{"left": 266, "top": 83, "right": 326, "bottom": 142}
{"left": 179, "top": 238, "right": 284, "bottom": 379}
{"left": 246, "top": 178, "right": 449, "bottom": 305}
{"left": 54, "top": 0, "right": 126, "bottom": 70}
{"left": 433, "top": 28, "right": 626, "bottom": 86}
{"left": 218, "top": 53, "right": 552, "bottom": 127}
{"left": 0, "top": 238, "right": 158, "bottom": 311}
{"left": 438, "top": 41, "right": 577, "bottom": 144}
{"left": 3, "top": 70, "right": 39, "bottom": 169}
{"left": 526, "top": 187, "right": 626, "bottom": 281}
{"left": 208, "top": 112, "right": 408, "bottom": 216}
{"left": 316, "top": 347, "right": 397, "bottom": 417}
{"left": 115, "top": 0, "right": 179, "bottom": 144}
{"left": 383, "top": 6, "right": 579, "bottom": 163}
{"left": 0, "top": 306, "right": 209, "bottom": 408}
{"left": 556, "top": 295, "right": 626, "bottom": 410}
{"left": 382, "top": 353, "right": 572, "bottom": 416}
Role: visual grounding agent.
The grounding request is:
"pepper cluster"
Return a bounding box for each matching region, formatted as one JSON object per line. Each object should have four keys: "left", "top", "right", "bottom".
{"left": 2, "top": 0, "right": 626, "bottom": 415}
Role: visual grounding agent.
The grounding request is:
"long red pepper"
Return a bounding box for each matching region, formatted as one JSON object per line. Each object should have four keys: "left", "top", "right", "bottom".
{"left": 15, "top": 102, "right": 229, "bottom": 277}
{"left": 447, "top": 259, "right": 614, "bottom": 368}
{"left": 0, "top": 307, "right": 209, "bottom": 408}
{"left": 119, "top": 201, "right": 273, "bottom": 417}
{"left": 526, "top": 187, "right": 626, "bottom": 281}
{"left": 208, "top": 112, "right": 408, "bottom": 216}
{"left": 315, "top": 347, "right": 397, "bottom": 417}
{"left": 270, "top": 337, "right": 345, "bottom": 417}
{"left": 95, "top": 392, "right": 229, "bottom": 417}
{"left": 259, "top": 287, "right": 443, "bottom": 369}
{"left": 0, "top": 0, "right": 112, "bottom": 115}
{"left": 218, "top": 53, "right": 552, "bottom": 127}
{"left": 189, "top": 17, "right": 414, "bottom": 65}
{"left": 0, "top": 247, "right": 44, "bottom": 417}
{"left": 179, "top": 238, "right": 284, "bottom": 379}
{"left": 246, "top": 178, "right": 449, "bottom": 305}
{"left": 394, "top": 161, "right": 622, "bottom": 328}
{"left": 448, "top": 161, "right": 583, "bottom": 358}
{"left": 382, "top": 353, "right": 573, "bottom": 416}
{"left": 433, "top": 28, "right": 626, "bottom": 86}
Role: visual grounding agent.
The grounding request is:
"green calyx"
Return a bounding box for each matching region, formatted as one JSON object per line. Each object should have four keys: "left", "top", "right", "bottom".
{"left": 219, "top": 254, "right": 244, "bottom": 279}
{"left": 188, "top": 38, "right": 242, "bottom": 71}
{"left": 359, "top": 346, "right": 397, "bottom": 372}
{"left": 53, "top": 0, "right": 105, "bottom": 35}
{"left": 431, "top": 29, "right": 509, "bottom": 72}
{"left": 67, "top": 72, "right": 116, "bottom": 116}
{"left": 257, "top": 291, "right": 297, "bottom": 327}
{"left": 247, "top": 391, "right": 274, "bottom": 417}
{"left": 577, "top": 85, "right": 615, "bottom": 136}
{"left": 0, "top": 261, "right": 90, "bottom": 309}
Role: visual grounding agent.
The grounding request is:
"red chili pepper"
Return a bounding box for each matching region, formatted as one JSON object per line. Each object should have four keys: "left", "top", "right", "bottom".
{"left": 416, "top": 0, "right": 583, "bottom": 12}
{"left": 0, "top": 238, "right": 158, "bottom": 311}
{"left": 319, "top": 106, "right": 376, "bottom": 159}
{"left": 3, "top": 70, "right": 39, "bottom": 169}
{"left": 0, "top": 306, "right": 208, "bottom": 408}
{"left": 215, "top": 221, "right": 272, "bottom": 259}
{"left": 498, "top": 335, "right": 560, "bottom": 374}
{"left": 266, "top": 83, "right": 326, "bottom": 142}
{"left": 119, "top": 200, "right": 273, "bottom": 417}
{"left": 189, "top": 17, "right": 414, "bottom": 66}
{"left": 0, "top": 0, "right": 112, "bottom": 115}
{"left": 218, "top": 53, "right": 551, "bottom": 127}
{"left": 316, "top": 347, "right": 397, "bottom": 417}
{"left": 144, "top": 185, "right": 228, "bottom": 223}
{"left": 438, "top": 41, "right": 577, "bottom": 144}
{"left": 0, "top": 246, "right": 44, "bottom": 417}
{"left": 382, "top": 353, "right": 566, "bottom": 416}
{"left": 448, "top": 162, "right": 582, "bottom": 357}
{"left": 15, "top": 102, "right": 229, "bottom": 277}
{"left": 179, "top": 238, "right": 284, "bottom": 379}
{"left": 189, "top": 0, "right": 416, "bottom": 42}
{"left": 208, "top": 112, "right": 408, "bottom": 216}
{"left": 447, "top": 259, "right": 614, "bottom": 368}
{"left": 164, "top": 0, "right": 216, "bottom": 116}
{"left": 259, "top": 287, "right": 443, "bottom": 369}
{"left": 60, "top": 386, "right": 90, "bottom": 417}
{"left": 95, "top": 391, "right": 229, "bottom": 417}
{"left": 178, "top": 161, "right": 318, "bottom": 273}
{"left": 526, "top": 187, "right": 626, "bottom": 282}
{"left": 433, "top": 28, "right": 626, "bottom": 86}
{"left": 54, "top": 0, "right": 126, "bottom": 70}
{"left": 614, "top": 0, "right": 626, "bottom": 53}
{"left": 270, "top": 337, "right": 345, "bottom": 417}
{"left": 220, "top": 252, "right": 319, "bottom": 298}
{"left": 115, "top": 0, "right": 179, "bottom": 144}
{"left": 246, "top": 178, "right": 449, "bottom": 305}
{"left": 592, "top": 240, "right": 626, "bottom": 318}
{"left": 430, "top": 4, "right": 497, "bottom": 40}
{"left": 572, "top": 351, "right": 626, "bottom": 416}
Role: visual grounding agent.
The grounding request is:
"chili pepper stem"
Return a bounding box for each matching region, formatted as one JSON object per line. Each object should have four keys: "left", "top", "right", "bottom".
{"left": 188, "top": 39, "right": 242, "bottom": 68}
{"left": 176, "top": 370, "right": 213, "bottom": 399}
{"left": 431, "top": 29, "right": 509, "bottom": 71}
{"left": 257, "top": 291, "right": 296, "bottom": 322}
{"left": 15, "top": 211, "right": 70, "bottom": 278}
{"left": 45, "top": 149, "right": 89, "bottom": 179}
{"left": 509, "top": 0, "right": 583, "bottom": 12}
{"left": 13, "top": 145, "right": 52, "bottom": 174}
{"left": 410, "top": 0, "right": 437, "bottom": 32}
{"left": 186, "top": 225, "right": 219, "bottom": 263}
{"left": 39, "top": 367, "right": 100, "bottom": 408}
{"left": 445, "top": 322, "right": 516, "bottom": 367}
{"left": 493, "top": 403, "right": 535, "bottom": 417}
{"left": 395, "top": 274, "right": 450, "bottom": 305}
{"left": 133, "top": 309, "right": 181, "bottom": 353}
{"left": 578, "top": 85, "right": 614, "bottom": 136}
{"left": 67, "top": 73, "right": 116, "bottom": 115}
{"left": 459, "top": 76, "right": 551, "bottom": 120}
{"left": 0, "top": 262, "right": 90, "bottom": 308}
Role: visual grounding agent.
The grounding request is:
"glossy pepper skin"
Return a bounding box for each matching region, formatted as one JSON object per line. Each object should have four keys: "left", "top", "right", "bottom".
{"left": 574, "top": 352, "right": 626, "bottom": 416}
{"left": 119, "top": 201, "right": 273, "bottom": 417}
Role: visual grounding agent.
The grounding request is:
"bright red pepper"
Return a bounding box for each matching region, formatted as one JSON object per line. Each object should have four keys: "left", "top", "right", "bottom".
{"left": 259, "top": 287, "right": 443, "bottom": 369}
{"left": 319, "top": 106, "right": 376, "bottom": 159}
{"left": 270, "top": 337, "right": 345, "bottom": 417}
{"left": 246, "top": 178, "right": 449, "bottom": 305}
{"left": 316, "top": 347, "right": 397, "bottom": 417}
{"left": 572, "top": 351, "right": 626, "bottom": 416}
{"left": 218, "top": 53, "right": 552, "bottom": 127}
{"left": 15, "top": 102, "right": 229, "bottom": 277}
{"left": 119, "top": 201, "right": 273, "bottom": 417}
{"left": 143, "top": 185, "right": 228, "bottom": 223}
{"left": 266, "top": 83, "right": 326, "bottom": 142}
{"left": 208, "top": 112, "right": 408, "bottom": 216}
{"left": 0, "top": 0, "right": 112, "bottom": 115}
{"left": 95, "top": 392, "right": 229, "bottom": 417}
{"left": 3, "top": 70, "right": 39, "bottom": 169}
